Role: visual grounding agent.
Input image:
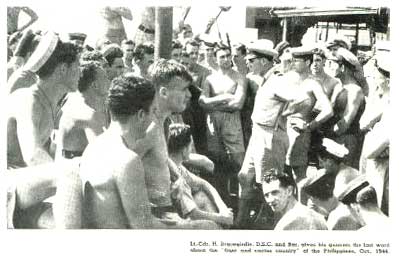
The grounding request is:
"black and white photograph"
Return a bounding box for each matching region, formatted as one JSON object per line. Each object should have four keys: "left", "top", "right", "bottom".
{"left": 2, "top": 1, "right": 398, "bottom": 261}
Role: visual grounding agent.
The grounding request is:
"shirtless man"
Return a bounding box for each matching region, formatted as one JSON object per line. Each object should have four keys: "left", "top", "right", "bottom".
{"left": 284, "top": 47, "right": 333, "bottom": 183}
{"left": 168, "top": 124, "right": 233, "bottom": 227}
{"left": 98, "top": 7, "right": 132, "bottom": 46}
{"left": 323, "top": 48, "right": 366, "bottom": 169}
{"left": 199, "top": 44, "right": 247, "bottom": 202}
{"left": 145, "top": 59, "right": 219, "bottom": 229}
{"left": 57, "top": 60, "right": 110, "bottom": 160}
{"left": 79, "top": 75, "right": 167, "bottom": 228}
{"left": 7, "top": 6, "right": 38, "bottom": 35}
{"left": 7, "top": 32, "right": 80, "bottom": 168}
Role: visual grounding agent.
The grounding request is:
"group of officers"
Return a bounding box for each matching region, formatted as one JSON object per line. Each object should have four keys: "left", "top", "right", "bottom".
{"left": 6, "top": 8, "right": 390, "bottom": 230}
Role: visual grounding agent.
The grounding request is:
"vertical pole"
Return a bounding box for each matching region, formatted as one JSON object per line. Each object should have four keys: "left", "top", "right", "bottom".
{"left": 355, "top": 22, "right": 360, "bottom": 50}
{"left": 282, "top": 18, "right": 287, "bottom": 41}
{"left": 325, "top": 21, "right": 329, "bottom": 41}
{"left": 155, "top": 7, "right": 173, "bottom": 59}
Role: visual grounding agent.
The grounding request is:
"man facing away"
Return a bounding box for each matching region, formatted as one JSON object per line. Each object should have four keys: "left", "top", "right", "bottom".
{"left": 79, "top": 75, "right": 169, "bottom": 229}
{"left": 98, "top": 7, "right": 132, "bottom": 47}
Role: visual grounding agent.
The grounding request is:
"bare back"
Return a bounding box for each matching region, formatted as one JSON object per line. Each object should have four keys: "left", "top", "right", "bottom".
{"left": 80, "top": 130, "right": 152, "bottom": 229}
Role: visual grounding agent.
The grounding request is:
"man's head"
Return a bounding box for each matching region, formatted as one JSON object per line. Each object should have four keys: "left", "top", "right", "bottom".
{"left": 317, "top": 138, "right": 349, "bottom": 175}
{"left": 68, "top": 32, "right": 87, "bottom": 48}
{"left": 171, "top": 41, "right": 183, "bottom": 62}
{"left": 311, "top": 48, "right": 327, "bottom": 75}
{"left": 231, "top": 43, "right": 247, "bottom": 66}
{"left": 148, "top": 59, "right": 192, "bottom": 114}
{"left": 180, "top": 24, "right": 193, "bottom": 39}
{"left": 106, "top": 75, "right": 157, "bottom": 130}
{"left": 78, "top": 61, "right": 110, "bottom": 99}
{"left": 102, "top": 44, "right": 125, "bottom": 80}
{"left": 25, "top": 32, "right": 81, "bottom": 91}
{"left": 167, "top": 123, "right": 192, "bottom": 160}
{"left": 133, "top": 43, "right": 154, "bottom": 76}
{"left": 215, "top": 44, "right": 232, "bottom": 70}
{"left": 121, "top": 39, "right": 135, "bottom": 61}
{"left": 80, "top": 50, "right": 108, "bottom": 69}
{"left": 290, "top": 46, "right": 313, "bottom": 74}
{"left": 245, "top": 39, "right": 277, "bottom": 75}
{"left": 262, "top": 168, "right": 297, "bottom": 214}
{"left": 374, "top": 51, "right": 390, "bottom": 93}
{"left": 325, "top": 47, "right": 360, "bottom": 79}
{"left": 302, "top": 170, "right": 336, "bottom": 201}
{"left": 184, "top": 40, "right": 200, "bottom": 65}
{"left": 326, "top": 35, "right": 352, "bottom": 55}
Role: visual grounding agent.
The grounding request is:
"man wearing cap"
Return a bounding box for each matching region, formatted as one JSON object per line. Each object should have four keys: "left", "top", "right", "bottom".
{"left": 262, "top": 168, "right": 327, "bottom": 230}
{"left": 323, "top": 48, "right": 366, "bottom": 169}
{"left": 101, "top": 44, "right": 125, "bottom": 81}
{"left": 199, "top": 44, "right": 247, "bottom": 203}
{"left": 236, "top": 40, "right": 304, "bottom": 228}
{"left": 242, "top": 39, "right": 279, "bottom": 148}
{"left": 56, "top": 59, "right": 110, "bottom": 160}
{"left": 68, "top": 33, "right": 87, "bottom": 49}
{"left": 313, "top": 138, "right": 362, "bottom": 230}
{"left": 360, "top": 52, "right": 390, "bottom": 216}
{"left": 98, "top": 7, "right": 132, "bottom": 47}
{"left": 273, "top": 41, "right": 292, "bottom": 75}
{"left": 283, "top": 47, "right": 333, "bottom": 183}
{"left": 326, "top": 35, "right": 352, "bottom": 55}
{"left": 7, "top": 32, "right": 81, "bottom": 168}
{"left": 335, "top": 176, "right": 385, "bottom": 230}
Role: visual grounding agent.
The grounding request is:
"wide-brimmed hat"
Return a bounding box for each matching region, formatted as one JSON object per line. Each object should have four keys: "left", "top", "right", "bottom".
{"left": 68, "top": 32, "right": 87, "bottom": 42}
{"left": 290, "top": 45, "right": 314, "bottom": 58}
{"left": 245, "top": 39, "right": 278, "bottom": 60}
{"left": 375, "top": 51, "right": 390, "bottom": 74}
{"left": 23, "top": 31, "right": 59, "bottom": 73}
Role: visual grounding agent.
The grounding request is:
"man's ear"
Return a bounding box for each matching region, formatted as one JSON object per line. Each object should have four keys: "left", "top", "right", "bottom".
{"left": 286, "top": 185, "right": 294, "bottom": 197}
{"left": 159, "top": 86, "right": 168, "bottom": 98}
{"left": 137, "top": 108, "right": 145, "bottom": 121}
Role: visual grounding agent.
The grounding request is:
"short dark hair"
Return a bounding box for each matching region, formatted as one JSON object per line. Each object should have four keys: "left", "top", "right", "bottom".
{"left": 148, "top": 58, "right": 193, "bottom": 90}
{"left": 121, "top": 39, "right": 134, "bottom": 46}
{"left": 133, "top": 44, "right": 154, "bottom": 61}
{"left": 185, "top": 39, "right": 200, "bottom": 49}
{"left": 167, "top": 123, "right": 192, "bottom": 154}
{"left": 80, "top": 50, "right": 104, "bottom": 63}
{"left": 233, "top": 44, "right": 247, "bottom": 56}
{"left": 106, "top": 75, "right": 156, "bottom": 123}
{"left": 36, "top": 41, "right": 80, "bottom": 78}
{"left": 214, "top": 43, "right": 231, "bottom": 57}
{"left": 78, "top": 61, "right": 103, "bottom": 93}
{"left": 104, "top": 46, "right": 123, "bottom": 67}
{"left": 172, "top": 41, "right": 183, "bottom": 50}
{"left": 262, "top": 168, "right": 296, "bottom": 190}
{"left": 356, "top": 186, "right": 379, "bottom": 210}
{"left": 312, "top": 48, "right": 327, "bottom": 59}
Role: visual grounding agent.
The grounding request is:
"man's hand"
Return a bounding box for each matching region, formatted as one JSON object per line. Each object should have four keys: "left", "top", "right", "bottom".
{"left": 219, "top": 209, "right": 234, "bottom": 225}
{"left": 289, "top": 118, "right": 308, "bottom": 133}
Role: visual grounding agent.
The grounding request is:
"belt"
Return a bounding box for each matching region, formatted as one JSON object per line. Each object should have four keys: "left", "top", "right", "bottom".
{"left": 138, "top": 24, "right": 155, "bottom": 34}
{"left": 62, "top": 149, "right": 83, "bottom": 159}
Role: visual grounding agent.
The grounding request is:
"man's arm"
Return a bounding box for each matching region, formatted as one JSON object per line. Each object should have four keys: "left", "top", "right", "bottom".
{"left": 17, "top": 100, "right": 53, "bottom": 166}
{"left": 309, "top": 81, "right": 334, "bottom": 130}
{"left": 110, "top": 7, "right": 133, "bottom": 20}
{"left": 218, "top": 73, "right": 247, "bottom": 111}
{"left": 198, "top": 78, "right": 231, "bottom": 111}
{"left": 17, "top": 7, "right": 38, "bottom": 32}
